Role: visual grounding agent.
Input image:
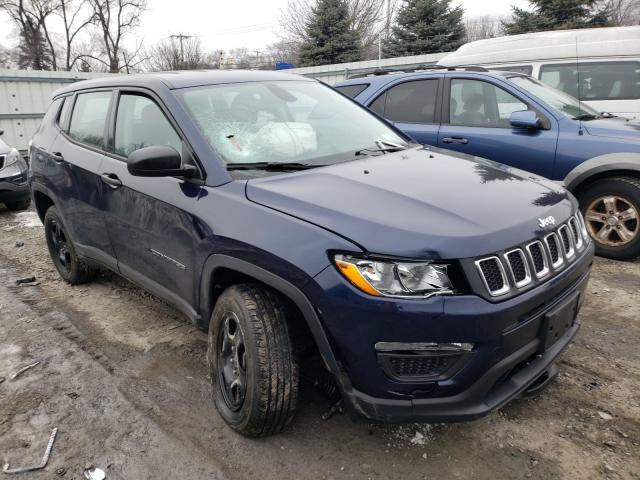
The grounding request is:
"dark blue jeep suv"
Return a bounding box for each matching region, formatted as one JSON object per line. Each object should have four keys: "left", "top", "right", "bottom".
{"left": 29, "top": 71, "right": 594, "bottom": 437}
{"left": 336, "top": 68, "right": 640, "bottom": 260}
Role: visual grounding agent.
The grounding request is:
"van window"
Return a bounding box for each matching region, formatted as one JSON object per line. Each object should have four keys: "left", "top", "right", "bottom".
{"left": 491, "top": 65, "right": 533, "bottom": 76}
{"left": 334, "top": 84, "right": 369, "bottom": 99}
{"left": 449, "top": 79, "right": 527, "bottom": 128}
{"left": 114, "top": 94, "right": 182, "bottom": 158}
{"left": 540, "top": 62, "right": 640, "bottom": 100}
{"left": 68, "top": 91, "right": 112, "bottom": 149}
{"left": 370, "top": 79, "right": 439, "bottom": 124}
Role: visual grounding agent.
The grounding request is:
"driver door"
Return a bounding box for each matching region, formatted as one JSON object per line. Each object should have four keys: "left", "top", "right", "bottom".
{"left": 437, "top": 77, "right": 559, "bottom": 178}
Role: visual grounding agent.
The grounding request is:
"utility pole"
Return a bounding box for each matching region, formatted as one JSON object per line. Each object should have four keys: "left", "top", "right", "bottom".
{"left": 170, "top": 33, "right": 193, "bottom": 69}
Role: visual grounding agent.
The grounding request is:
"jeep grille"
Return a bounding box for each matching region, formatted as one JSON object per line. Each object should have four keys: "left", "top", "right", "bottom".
{"left": 475, "top": 213, "right": 589, "bottom": 297}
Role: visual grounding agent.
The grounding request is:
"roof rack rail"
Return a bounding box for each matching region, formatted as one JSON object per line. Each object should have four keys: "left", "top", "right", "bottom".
{"left": 346, "top": 64, "right": 490, "bottom": 80}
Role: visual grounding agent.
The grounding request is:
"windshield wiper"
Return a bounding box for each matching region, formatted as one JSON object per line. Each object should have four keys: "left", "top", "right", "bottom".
{"left": 226, "top": 162, "right": 323, "bottom": 171}
{"left": 355, "top": 140, "right": 408, "bottom": 156}
{"left": 572, "top": 113, "right": 599, "bottom": 121}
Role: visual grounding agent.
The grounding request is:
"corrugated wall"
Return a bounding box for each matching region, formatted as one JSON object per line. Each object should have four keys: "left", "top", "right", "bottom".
{"left": 287, "top": 52, "right": 450, "bottom": 84}
{"left": 0, "top": 70, "right": 111, "bottom": 151}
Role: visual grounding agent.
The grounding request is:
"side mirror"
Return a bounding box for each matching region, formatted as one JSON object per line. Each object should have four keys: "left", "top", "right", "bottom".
{"left": 510, "top": 110, "right": 540, "bottom": 129}
{"left": 127, "top": 145, "right": 196, "bottom": 177}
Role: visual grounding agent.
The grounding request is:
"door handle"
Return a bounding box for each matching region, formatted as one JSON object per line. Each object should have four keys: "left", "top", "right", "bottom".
{"left": 101, "top": 173, "right": 123, "bottom": 189}
{"left": 51, "top": 152, "right": 65, "bottom": 163}
{"left": 442, "top": 137, "right": 469, "bottom": 144}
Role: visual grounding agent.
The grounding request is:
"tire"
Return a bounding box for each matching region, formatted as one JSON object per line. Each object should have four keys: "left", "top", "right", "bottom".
{"left": 207, "top": 284, "right": 299, "bottom": 437}
{"left": 5, "top": 197, "right": 31, "bottom": 211}
{"left": 577, "top": 176, "right": 640, "bottom": 261}
{"left": 43, "top": 206, "right": 97, "bottom": 284}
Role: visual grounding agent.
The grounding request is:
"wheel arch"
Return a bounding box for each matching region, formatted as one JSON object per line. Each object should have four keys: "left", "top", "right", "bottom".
{"left": 564, "top": 153, "right": 640, "bottom": 195}
{"left": 31, "top": 185, "right": 55, "bottom": 222}
{"left": 198, "top": 255, "right": 348, "bottom": 387}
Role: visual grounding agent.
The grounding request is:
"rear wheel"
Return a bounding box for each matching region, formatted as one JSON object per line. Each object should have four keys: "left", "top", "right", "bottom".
{"left": 207, "top": 284, "right": 299, "bottom": 437}
{"left": 5, "top": 198, "right": 31, "bottom": 211}
{"left": 44, "top": 206, "right": 97, "bottom": 284}
{"left": 578, "top": 177, "right": 640, "bottom": 260}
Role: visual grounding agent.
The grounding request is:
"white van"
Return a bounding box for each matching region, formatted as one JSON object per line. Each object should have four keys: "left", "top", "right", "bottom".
{"left": 439, "top": 26, "right": 640, "bottom": 119}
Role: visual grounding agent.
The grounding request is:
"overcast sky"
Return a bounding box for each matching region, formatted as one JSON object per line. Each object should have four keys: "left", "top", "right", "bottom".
{"left": 0, "top": 0, "right": 531, "bottom": 53}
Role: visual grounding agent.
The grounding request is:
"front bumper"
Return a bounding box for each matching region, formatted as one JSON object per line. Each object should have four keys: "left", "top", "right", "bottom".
{"left": 0, "top": 162, "right": 29, "bottom": 203}
{"left": 306, "top": 242, "right": 593, "bottom": 423}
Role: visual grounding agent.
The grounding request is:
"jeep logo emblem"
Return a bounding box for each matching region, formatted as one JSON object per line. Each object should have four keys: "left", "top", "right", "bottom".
{"left": 538, "top": 216, "right": 556, "bottom": 229}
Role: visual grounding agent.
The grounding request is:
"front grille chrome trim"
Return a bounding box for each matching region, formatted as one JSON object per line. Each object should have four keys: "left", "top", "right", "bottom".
{"left": 544, "top": 232, "right": 565, "bottom": 270}
{"left": 568, "top": 216, "right": 584, "bottom": 251}
{"left": 503, "top": 248, "right": 532, "bottom": 288}
{"left": 526, "top": 240, "right": 550, "bottom": 279}
{"left": 475, "top": 256, "right": 510, "bottom": 297}
{"left": 558, "top": 224, "right": 576, "bottom": 259}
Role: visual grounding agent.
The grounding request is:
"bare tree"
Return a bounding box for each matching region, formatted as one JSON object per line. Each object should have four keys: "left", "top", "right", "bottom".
{"left": 86, "top": 0, "right": 146, "bottom": 73}
{"left": 58, "top": 0, "right": 95, "bottom": 70}
{"left": 144, "top": 36, "right": 213, "bottom": 71}
{"left": 0, "top": 0, "right": 59, "bottom": 69}
{"left": 603, "top": 0, "right": 640, "bottom": 24}
{"left": 280, "top": 0, "right": 391, "bottom": 60}
{"left": 465, "top": 15, "right": 506, "bottom": 42}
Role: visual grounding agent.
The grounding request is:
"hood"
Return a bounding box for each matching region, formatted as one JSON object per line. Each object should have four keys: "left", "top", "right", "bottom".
{"left": 582, "top": 117, "right": 640, "bottom": 141}
{"left": 246, "top": 147, "right": 576, "bottom": 259}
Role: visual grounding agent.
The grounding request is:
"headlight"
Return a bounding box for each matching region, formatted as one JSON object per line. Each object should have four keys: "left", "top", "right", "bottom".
{"left": 333, "top": 254, "right": 454, "bottom": 298}
{"left": 3, "top": 148, "right": 21, "bottom": 168}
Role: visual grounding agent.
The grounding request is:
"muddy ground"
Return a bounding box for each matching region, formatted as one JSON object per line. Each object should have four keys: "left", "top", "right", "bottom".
{"left": 0, "top": 205, "right": 638, "bottom": 480}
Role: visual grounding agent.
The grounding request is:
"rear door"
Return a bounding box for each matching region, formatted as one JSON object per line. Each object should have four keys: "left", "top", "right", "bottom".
{"left": 367, "top": 76, "right": 442, "bottom": 146}
{"left": 99, "top": 89, "right": 204, "bottom": 315}
{"left": 437, "top": 76, "right": 559, "bottom": 178}
{"left": 46, "top": 90, "right": 117, "bottom": 269}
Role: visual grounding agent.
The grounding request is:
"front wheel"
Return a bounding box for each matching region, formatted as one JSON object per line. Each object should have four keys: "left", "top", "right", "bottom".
{"left": 5, "top": 197, "right": 31, "bottom": 211}
{"left": 207, "top": 284, "right": 299, "bottom": 437}
{"left": 578, "top": 177, "right": 640, "bottom": 260}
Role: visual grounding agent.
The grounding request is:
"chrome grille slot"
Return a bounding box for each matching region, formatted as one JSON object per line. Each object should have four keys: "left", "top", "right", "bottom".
{"left": 475, "top": 257, "right": 510, "bottom": 296}
{"left": 558, "top": 225, "right": 575, "bottom": 259}
{"left": 568, "top": 216, "right": 583, "bottom": 250}
{"left": 545, "top": 232, "right": 564, "bottom": 269}
{"left": 504, "top": 248, "right": 531, "bottom": 288}
{"left": 0, "top": 155, "right": 5, "bottom": 170}
{"left": 526, "top": 240, "right": 549, "bottom": 278}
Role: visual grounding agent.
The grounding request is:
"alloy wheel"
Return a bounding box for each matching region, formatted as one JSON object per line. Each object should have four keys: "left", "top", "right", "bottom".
{"left": 217, "top": 311, "right": 247, "bottom": 412}
{"left": 49, "top": 220, "right": 72, "bottom": 273}
{"left": 584, "top": 195, "right": 639, "bottom": 247}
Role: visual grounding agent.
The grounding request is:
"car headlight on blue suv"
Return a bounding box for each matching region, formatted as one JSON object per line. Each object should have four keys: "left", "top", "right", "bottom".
{"left": 3, "top": 148, "right": 21, "bottom": 169}
{"left": 333, "top": 254, "right": 454, "bottom": 298}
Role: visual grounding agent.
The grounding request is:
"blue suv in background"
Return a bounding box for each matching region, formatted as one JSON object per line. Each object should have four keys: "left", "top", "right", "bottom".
{"left": 336, "top": 67, "right": 640, "bottom": 260}
{"left": 29, "top": 71, "right": 593, "bottom": 437}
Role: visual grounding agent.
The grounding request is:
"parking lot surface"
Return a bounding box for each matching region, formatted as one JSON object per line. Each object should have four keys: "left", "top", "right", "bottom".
{"left": 1, "top": 207, "right": 639, "bottom": 480}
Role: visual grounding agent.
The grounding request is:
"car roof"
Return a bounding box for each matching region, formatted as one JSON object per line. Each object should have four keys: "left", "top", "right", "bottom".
{"left": 334, "top": 69, "right": 519, "bottom": 87}
{"left": 53, "top": 69, "right": 313, "bottom": 97}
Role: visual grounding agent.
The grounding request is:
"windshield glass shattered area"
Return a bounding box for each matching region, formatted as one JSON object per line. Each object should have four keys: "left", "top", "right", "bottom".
{"left": 510, "top": 76, "right": 601, "bottom": 120}
{"left": 178, "top": 80, "right": 408, "bottom": 166}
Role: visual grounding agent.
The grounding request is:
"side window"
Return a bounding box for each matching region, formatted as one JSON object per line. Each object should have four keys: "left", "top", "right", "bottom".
{"left": 334, "top": 84, "right": 369, "bottom": 99}
{"left": 68, "top": 91, "right": 112, "bottom": 149}
{"left": 449, "top": 79, "right": 527, "bottom": 128}
{"left": 114, "top": 94, "right": 182, "bottom": 158}
{"left": 383, "top": 79, "right": 439, "bottom": 124}
{"left": 57, "top": 96, "right": 71, "bottom": 129}
{"left": 540, "top": 62, "right": 640, "bottom": 100}
{"left": 368, "top": 92, "right": 386, "bottom": 116}
{"left": 491, "top": 65, "right": 533, "bottom": 75}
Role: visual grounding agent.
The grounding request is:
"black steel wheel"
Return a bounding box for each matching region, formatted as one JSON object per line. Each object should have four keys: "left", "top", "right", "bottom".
{"left": 44, "top": 206, "right": 96, "bottom": 284}
{"left": 207, "top": 284, "right": 299, "bottom": 437}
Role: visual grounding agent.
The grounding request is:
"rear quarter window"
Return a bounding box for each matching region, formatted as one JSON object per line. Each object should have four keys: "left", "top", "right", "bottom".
{"left": 68, "top": 91, "right": 112, "bottom": 149}
{"left": 334, "top": 83, "right": 369, "bottom": 98}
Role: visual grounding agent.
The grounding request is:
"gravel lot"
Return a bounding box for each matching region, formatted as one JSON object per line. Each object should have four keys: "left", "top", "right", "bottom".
{"left": 1, "top": 206, "right": 639, "bottom": 480}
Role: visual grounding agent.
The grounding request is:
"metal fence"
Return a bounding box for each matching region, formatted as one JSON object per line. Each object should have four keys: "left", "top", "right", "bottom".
{"left": 0, "top": 69, "right": 111, "bottom": 152}
{"left": 287, "top": 52, "right": 450, "bottom": 84}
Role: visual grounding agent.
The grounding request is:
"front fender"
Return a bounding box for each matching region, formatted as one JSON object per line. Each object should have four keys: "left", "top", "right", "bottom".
{"left": 563, "top": 152, "right": 640, "bottom": 191}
